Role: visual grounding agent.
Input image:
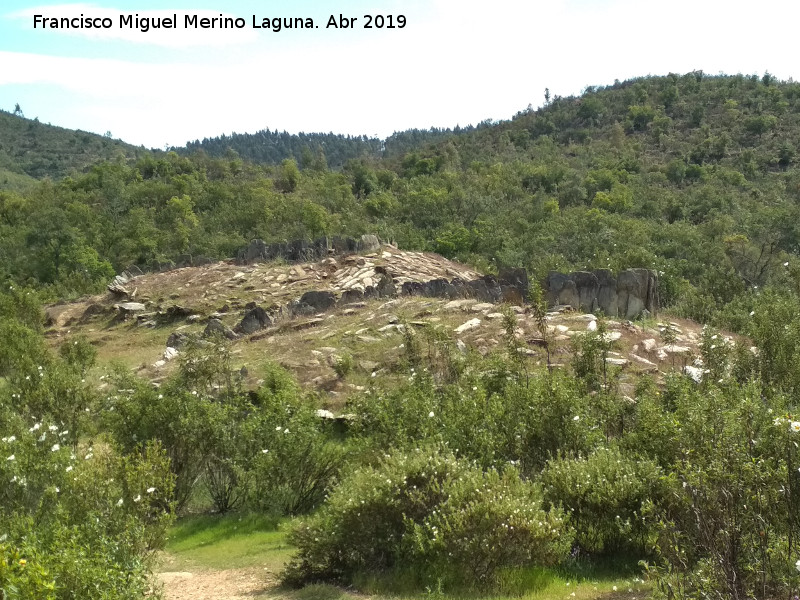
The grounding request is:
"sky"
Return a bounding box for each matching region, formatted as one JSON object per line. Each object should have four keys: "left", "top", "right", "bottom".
{"left": 1, "top": 0, "right": 800, "bottom": 149}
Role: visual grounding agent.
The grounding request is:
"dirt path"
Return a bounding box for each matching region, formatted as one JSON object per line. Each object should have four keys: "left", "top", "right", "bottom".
{"left": 158, "top": 567, "right": 276, "bottom": 600}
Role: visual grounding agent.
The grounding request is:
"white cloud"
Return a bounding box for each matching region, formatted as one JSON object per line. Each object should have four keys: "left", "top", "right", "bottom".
{"left": 8, "top": 3, "right": 259, "bottom": 47}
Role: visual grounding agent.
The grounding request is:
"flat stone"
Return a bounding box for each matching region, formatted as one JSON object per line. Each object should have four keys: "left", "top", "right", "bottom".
{"left": 601, "top": 331, "right": 623, "bottom": 342}
{"left": 605, "top": 357, "right": 628, "bottom": 366}
{"left": 444, "top": 299, "right": 477, "bottom": 310}
{"left": 663, "top": 344, "right": 691, "bottom": 354}
{"left": 471, "top": 303, "right": 495, "bottom": 313}
{"left": 454, "top": 318, "right": 481, "bottom": 334}
{"left": 630, "top": 354, "right": 657, "bottom": 369}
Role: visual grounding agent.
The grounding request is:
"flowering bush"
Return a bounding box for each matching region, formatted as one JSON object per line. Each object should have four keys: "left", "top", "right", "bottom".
{"left": 348, "top": 368, "right": 598, "bottom": 475}
{"left": 541, "top": 446, "right": 664, "bottom": 555}
{"left": 283, "top": 446, "right": 571, "bottom": 590}
{"left": 0, "top": 411, "right": 173, "bottom": 599}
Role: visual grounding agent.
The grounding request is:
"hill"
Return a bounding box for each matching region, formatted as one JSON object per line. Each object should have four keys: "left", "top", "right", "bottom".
{"left": 4, "top": 71, "right": 800, "bottom": 333}
{"left": 0, "top": 109, "right": 146, "bottom": 185}
{"left": 178, "top": 126, "right": 463, "bottom": 170}
{"left": 42, "top": 244, "right": 707, "bottom": 407}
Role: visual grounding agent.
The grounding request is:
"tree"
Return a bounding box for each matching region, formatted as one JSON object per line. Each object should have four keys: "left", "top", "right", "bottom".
{"left": 12, "top": 103, "right": 23, "bottom": 117}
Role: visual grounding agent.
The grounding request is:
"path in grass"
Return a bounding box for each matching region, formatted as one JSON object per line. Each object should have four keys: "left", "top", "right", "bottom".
{"left": 157, "top": 514, "right": 292, "bottom": 600}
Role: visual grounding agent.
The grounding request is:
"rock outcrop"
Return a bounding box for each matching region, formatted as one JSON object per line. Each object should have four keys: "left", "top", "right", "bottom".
{"left": 545, "top": 269, "right": 658, "bottom": 319}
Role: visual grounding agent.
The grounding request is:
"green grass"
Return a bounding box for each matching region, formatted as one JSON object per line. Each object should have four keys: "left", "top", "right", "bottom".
{"left": 354, "top": 562, "right": 647, "bottom": 600}
{"left": 161, "top": 514, "right": 648, "bottom": 600}
{"left": 164, "top": 513, "right": 294, "bottom": 571}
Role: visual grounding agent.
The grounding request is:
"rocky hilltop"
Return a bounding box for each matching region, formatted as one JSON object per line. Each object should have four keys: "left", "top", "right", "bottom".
{"left": 44, "top": 242, "right": 726, "bottom": 408}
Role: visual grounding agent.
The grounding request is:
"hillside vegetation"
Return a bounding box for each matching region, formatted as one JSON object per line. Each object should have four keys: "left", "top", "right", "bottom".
{"left": 0, "top": 109, "right": 144, "bottom": 185}
{"left": 6, "top": 72, "right": 800, "bottom": 600}
{"left": 3, "top": 71, "right": 800, "bottom": 327}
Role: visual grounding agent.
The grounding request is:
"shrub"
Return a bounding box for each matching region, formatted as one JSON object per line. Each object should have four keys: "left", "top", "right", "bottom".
{"left": 283, "top": 447, "right": 571, "bottom": 590}
{"left": 242, "top": 407, "right": 343, "bottom": 516}
{"left": 0, "top": 406, "right": 174, "bottom": 599}
{"left": 541, "top": 446, "right": 663, "bottom": 555}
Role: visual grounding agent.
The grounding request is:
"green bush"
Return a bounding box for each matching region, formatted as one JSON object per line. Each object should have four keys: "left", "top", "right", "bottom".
{"left": 283, "top": 447, "right": 571, "bottom": 590}
{"left": 541, "top": 447, "right": 663, "bottom": 555}
{"left": 0, "top": 406, "right": 173, "bottom": 599}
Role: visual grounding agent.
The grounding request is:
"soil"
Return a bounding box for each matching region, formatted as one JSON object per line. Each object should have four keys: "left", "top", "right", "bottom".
{"left": 158, "top": 567, "right": 276, "bottom": 600}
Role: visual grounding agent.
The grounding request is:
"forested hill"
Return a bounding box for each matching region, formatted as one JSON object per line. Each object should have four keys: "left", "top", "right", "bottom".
{"left": 0, "top": 109, "right": 144, "bottom": 185}
{"left": 4, "top": 71, "right": 800, "bottom": 331}
{"left": 178, "top": 126, "right": 465, "bottom": 169}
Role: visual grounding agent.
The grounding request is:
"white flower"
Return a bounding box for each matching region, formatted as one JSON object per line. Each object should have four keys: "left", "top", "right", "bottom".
{"left": 48, "top": 425, "right": 58, "bottom": 432}
{"left": 785, "top": 262, "right": 790, "bottom": 267}
{"left": 133, "top": 494, "right": 141, "bottom": 503}
{"left": 613, "top": 586, "right": 618, "bottom": 592}
{"left": 573, "top": 415, "right": 580, "bottom": 421}
{"left": 30, "top": 423, "right": 40, "bottom": 432}
{"left": 428, "top": 411, "right": 435, "bottom": 418}
{"left": 791, "top": 421, "right": 800, "bottom": 433}
{"left": 750, "top": 311, "right": 755, "bottom": 316}
{"left": 6, "top": 455, "right": 14, "bottom": 461}
{"left": 116, "top": 498, "right": 123, "bottom": 507}
{"left": 796, "top": 558, "right": 800, "bottom": 572}
{"left": 275, "top": 426, "right": 282, "bottom": 431}
{"left": 261, "top": 449, "right": 269, "bottom": 454}
{"left": 283, "top": 428, "right": 290, "bottom": 434}
{"left": 84, "top": 452, "right": 93, "bottom": 460}
{"left": 146, "top": 487, "right": 155, "bottom": 494}
{"left": 51, "top": 443, "right": 60, "bottom": 452}
{"left": 66, "top": 466, "right": 73, "bottom": 472}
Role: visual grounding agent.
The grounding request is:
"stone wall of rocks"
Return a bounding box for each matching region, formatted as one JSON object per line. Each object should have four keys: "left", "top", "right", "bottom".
{"left": 236, "top": 234, "right": 381, "bottom": 265}
{"left": 545, "top": 268, "right": 658, "bottom": 319}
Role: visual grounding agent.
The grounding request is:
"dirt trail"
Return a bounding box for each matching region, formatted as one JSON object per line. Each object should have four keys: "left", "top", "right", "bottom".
{"left": 158, "top": 567, "right": 275, "bottom": 600}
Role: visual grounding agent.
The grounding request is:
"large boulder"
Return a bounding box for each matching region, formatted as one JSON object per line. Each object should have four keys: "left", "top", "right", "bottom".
{"left": 358, "top": 234, "right": 381, "bottom": 252}
{"left": 238, "top": 239, "right": 268, "bottom": 263}
{"left": 498, "top": 267, "right": 529, "bottom": 300}
{"left": 115, "top": 302, "right": 147, "bottom": 320}
{"left": 618, "top": 269, "right": 652, "bottom": 319}
{"left": 545, "top": 272, "right": 580, "bottom": 309}
{"left": 593, "top": 269, "right": 618, "bottom": 316}
{"left": 571, "top": 271, "right": 599, "bottom": 313}
{"left": 203, "top": 318, "right": 238, "bottom": 340}
{"left": 166, "top": 331, "right": 190, "bottom": 349}
{"left": 340, "top": 289, "right": 364, "bottom": 304}
{"left": 234, "top": 306, "right": 272, "bottom": 334}
{"left": 376, "top": 274, "right": 396, "bottom": 298}
{"left": 298, "top": 291, "right": 337, "bottom": 312}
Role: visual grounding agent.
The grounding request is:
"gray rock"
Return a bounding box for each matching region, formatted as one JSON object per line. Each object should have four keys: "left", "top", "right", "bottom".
{"left": 298, "top": 290, "right": 337, "bottom": 312}
{"left": 203, "top": 318, "right": 238, "bottom": 340}
{"left": 358, "top": 234, "right": 381, "bottom": 252}
{"left": 340, "top": 289, "right": 364, "bottom": 304}
{"left": 116, "top": 302, "right": 146, "bottom": 320}
{"left": 376, "top": 274, "right": 396, "bottom": 298}
{"left": 235, "top": 306, "right": 272, "bottom": 334}
{"left": 166, "top": 332, "right": 190, "bottom": 349}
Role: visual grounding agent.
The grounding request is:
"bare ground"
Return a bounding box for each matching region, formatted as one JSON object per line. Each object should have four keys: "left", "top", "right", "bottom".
{"left": 158, "top": 567, "right": 276, "bottom": 600}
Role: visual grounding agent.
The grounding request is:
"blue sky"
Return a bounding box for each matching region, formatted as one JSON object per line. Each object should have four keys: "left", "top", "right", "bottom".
{"left": 2, "top": 0, "right": 800, "bottom": 148}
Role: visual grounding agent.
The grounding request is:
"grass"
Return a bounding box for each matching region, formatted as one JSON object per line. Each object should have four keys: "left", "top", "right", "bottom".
{"left": 160, "top": 513, "right": 649, "bottom": 600}
{"left": 163, "top": 513, "right": 294, "bottom": 571}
